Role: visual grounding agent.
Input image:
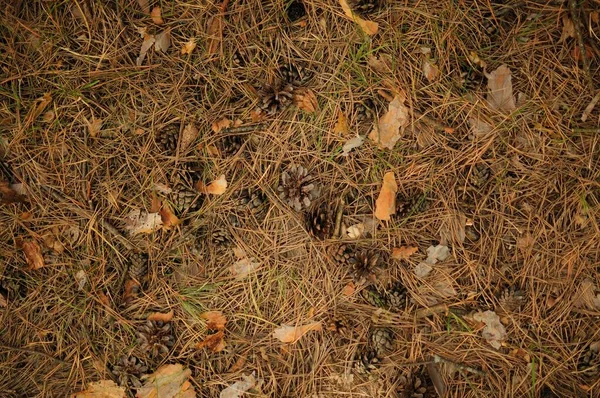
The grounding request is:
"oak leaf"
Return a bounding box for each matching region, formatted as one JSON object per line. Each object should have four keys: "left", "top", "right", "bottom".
{"left": 136, "top": 364, "right": 196, "bottom": 398}
{"left": 22, "top": 240, "right": 45, "bottom": 270}
{"left": 195, "top": 330, "right": 226, "bottom": 353}
{"left": 374, "top": 172, "right": 397, "bottom": 221}
{"left": 369, "top": 94, "right": 409, "bottom": 149}
{"left": 391, "top": 246, "right": 418, "bottom": 260}
{"left": 200, "top": 311, "right": 227, "bottom": 330}
{"left": 272, "top": 322, "right": 322, "bottom": 343}
{"left": 72, "top": 380, "right": 126, "bottom": 398}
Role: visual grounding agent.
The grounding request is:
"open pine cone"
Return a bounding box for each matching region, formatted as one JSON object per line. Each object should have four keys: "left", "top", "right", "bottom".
{"left": 128, "top": 252, "right": 149, "bottom": 281}
{"left": 370, "top": 328, "right": 395, "bottom": 356}
{"left": 111, "top": 355, "right": 148, "bottom": 388}
{"left": 279, "top": 63, "right": 311, "bottom": 87}
{"left": 235, "top": 187, "right": 268, "bottom": 217}
{"left": 468, "top": 163, "right": 492, "bottom": 189}
{"left": 496, "top": 285, "right": 525, "bottom": 314}
{"left": 354, "top": 99, "right": 376, "bottom": 122}
{"left": 330, "top": 244, "right": 356, "bottom": 268}
{"left": 362, "top": 282, "right": 407, "bottom": 311}
{"left": 137, "top": 321, "right": 175, "bottom": 358}
{"left": 578, "top": 341, "right": 600, "bottom": 379}
{"left": 354, "top": 347, "right": 380, "bottom": 374}
{"left": 258, "top": 81, "right": 295, "bottom": 115}
{"left": 306, "top": 202, "right": 334, "bottom": 240}
{"left": 278, "top": 164, "right": 319, "bottom": 211}
{"left": 218, "top": 134, "right": 246, "bottom": 157}
{"left": 171, "top": 188, "right": 203, "bottom": 214}
{"left": 397, "top": 370, "right": 436, "bottom": 398}
{"left": 155, "top": 124, "right": 180, "bottom": 154}
{"left": 351, "top": 249, "right": 386, "bottom": 283}
{"left": 348, "top": 0, "right": 381, "bottom": 16}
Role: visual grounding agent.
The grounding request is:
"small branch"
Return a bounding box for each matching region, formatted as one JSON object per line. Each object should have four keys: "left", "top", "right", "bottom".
{"left": 332, "top": 191, "right": 346, "bottom": 238}
{"left": 221, "top": 124, "right": 266, "bottom": 134}
{"left": 433, "top": 354, "right": 487, "bottom": 377}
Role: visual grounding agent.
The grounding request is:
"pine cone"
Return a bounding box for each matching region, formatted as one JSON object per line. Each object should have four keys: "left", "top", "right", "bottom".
{"left": 348, "top": 0, "right": 381, "bottom": 16}
{"left": 464, "top": 225, "right": 481, "bottom": 242}
{"left": 212, "top": 228, "right": 232, "bottom": 247}
{"left": 361, "top": 285, "right": 387, "bottom": 308}
{"left": 351, "top": 249, "right": 386, "bottom": 283}
{"left": 354, "top": 347, "right": 380, "bottom": 374}
{"left": 112, "top": 355, "right": 148, "bottom": 388}
{"left": 137, "top": 321, "right": 174, "bottom": 358}
{"left": 395, "top": 194, "right": 428, "bottom": 219}
{"left": 171, "top": 188, "right": 202, "bottom": 214}
{"left": 468, "top": 163, "right": 491, "bottom": 189}
{"left": 354, "top": 99, "right": 376, "bottom": 122}
{"left": 155, "top": 124, "right": 180, "bottom": 154}
{"left": 277, "top": 164, "right": 319, "bottom": 211}
{"left": 286, "top": 0, "right": 306, "bottom": 22}
{"left": 236, "top": 187, "right": 268, "bottom": 215}
{"left": 385, "top": 282, "right": 408, "bottom": 310}
{"left": 397, "top": 371, "right": 435, "bottom": 398}
{"left": 279, "top": 63, "right": 311, "bottom": 87}
{"left": 330, "top": 244, "right": 355, "bottom": 267}
{"left": 370, "top": 328, "right": 394, "bottom": 356}
{"left": 578, "top": 341, "right": 600, "bottom": 379}
{"left": 306, "top": 202, "right": 334, "bottom": 240}
{"left": 178, "top": 161, "right": 204, "bottom": 188}
{"left": 128, "top": 252, "right": 149, "bottom": 281}
{"left": 258, "top": 82, "right": 295, "bottom": 115}
{"left": 219, "top": 134, "right": 246, "bottom": 157}
{"left": 496, "top": 285, "right": 525, "bottom": 314}
{"left": 232, "top": 49, "right": 246, "bottom": 67}
{"left": 327, "top": 317, "right": 350, "bottom": 339}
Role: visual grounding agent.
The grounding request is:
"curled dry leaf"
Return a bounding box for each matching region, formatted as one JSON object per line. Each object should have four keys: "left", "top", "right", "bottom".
{"left": 42, "top": 110, "right": 55, "bottom": 123}
{"left": 369, "top": 94, "right": 409, "bottom": 149}
{"left": 75, "top": 270, "right": 87, "bottom": 291}
{"left": 22, "top": 240, "right": 45, "bottom": 270}
{"left": 272, "top": 322, "right": 322, "bottom": 343}
{"left": 367, "top": 54, "right": 392, "bottom": 74}
{"left": 124, "top": 208, "right": 163, "bottom": 235}
{"left": 211, "top": 117, "right": 232, "bottom": 133}
{"left": 230, "top": 257, "right": 260, "bottom": 280}
{"left": 151, "top": 6, "right": 164, "bottom": 25}
{"left": 200, "top": 311, "right": 227, "bottom": 330}
{"left": 472, "top": 310, "right": 507, "bottom": 350}
{"left": 154, "top": 29, "right": 171, "bottom": 52}
{"left": 159, "top": 204, "right": 182, "bottom": 228}
{"left": 196, "top": 174, "right": 227, "bottom": 195}
{"left": 72, "top": 380, "right": 126, "bottom": 398}
{"left": 136, "top": 31, "right": 156, "bottom": 66}
{"left": 195, "top": 330, "right": 226, "bottom": 353}
{"left": 486, "top": 64, "right": 516, "bottom": 112}
{"left": 147, "top": 310, "right": 174, "bottom": 323}
{"left": 293, "top": 87, "right": 319, "bottom": 113}
{"left": 220, "top": 373, "right": 262, "bottom": 398}
{"left": 392, "top": 246, "right": 418, "bottom": 260}
{"left": 181, "top": 38, "right": 197, "bottom": 55}
{"left": 333, "top": 111, "right": 349, "bottom": 135}
{"left": 426, "top": 244, "right": 450, "bottom": 263}
{"left": 338, "top": 0, "right": 378, "bottom": 35}
{"left": 136, "top": 364, "right": 196, "bottom": 398}
{"left": 374, "top": 171, "right": 397, "bottom": 221}
{"left": 423, "top": 59, "right": 439, "bottom": 82}
{"left": 24, "top": 93, "right": 52, "bottom": 129}
{"left": 341, "top": 135, "right": 364, "bottom": 156}
{"left": 560, "top": 15, "right": 575, "bottom": 42}
{"left": 122, "top": 279, "right": 140, "bottom": 306}
{"left": 414, "top": 262, "right": 433, "bottom": 278}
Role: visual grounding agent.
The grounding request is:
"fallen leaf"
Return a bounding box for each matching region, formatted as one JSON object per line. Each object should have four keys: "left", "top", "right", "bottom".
{"left": 0, "top": 292, "right": 6, "bottom": 307}
{"left": 468, "top": 118, "right": 493, "bottom": 137}
{"left": 124, "top": 208, "right": 163, "bottom": 235}
{"left": 472, "top": 310, "right": 507, "bottom": 350}
{"left": 342, "top": 282, "right": 355, "bottom": 296}
{"left": 367, "top": 54, "right": 392, "bottom": 73}
{"left": 22, "top": 240, "right": 44, "bottom": 270}
{"left": 151, "top": 6, "right": 164, "bottom": 25}
{"left": 206, "top": 0, "right": 229, "bottom": 56}
{"left": 150, "top": 193, "right": 162, "bottom": 213}
{"left": 72, "top": 380, "right": 126, "bottom": 398}
{"left": 293, "top": 87, "right": 319, "bottom": 113}
{"left": 154, "top": 29, "right": 171, "bottom": 52}
{"left": 333, "top": 111, "right": 349, "bottom": 135}
{"left": 83, "top": 116, "right": 103, "bottom": 137}
{"left": 196, "top": 174, "right": 227, "bottom": 195}
{"left": 136, "top": 32, "right": 156, "bottom": 66}
{"left": 24, "top": 93, "right": 52, "bottom": 129}
{"left": 159, "top": 204, "right": 182, "bottom": 228}
{"left": 122, "top": 279, "right": 141, "bottom": 305}
{"left": 75, "top": 270, "right": 87, "bottom": 291}
{"left": 230, "top": 257, "right": 260, "bottom": 280}
{"left": 422, "top": 59, "right": 439, "bottom": 82}
{"left": 220, "top": 373, "right": 262, "bottom": 398}
{"left": 346, "top": 223, "right": 364, "bottom": 239}
{"left": 581, "top": 91, "right": 599, "bottom": 122}
{"left": 211, "top": 118, "right": 232, "bottom": 133}
{"left": 147, "top": 310, "right": 174, "bottom": 323}
{"left": 341, "top": 135, "right": 364, "bottom": 156}
{"left": 374, "top": 171, "right": 397, "bottom": 221}
{"left": 136, "top": 364, "right": 195, "bottom": 398}
{"left": 338, "top": 0, "right": 378, "bottom": 35}
{"left": 228, "top": 356, "right": 247, "bottom": 373}
{"left": 392, "top": 246, "right": 418, "bottom": 260}
{"left": 369, "top": 94, "right": 409, "bottom": 149}
{"left": 195, "top": 330, "right": 226, "bottom": 353}
{"left": 137, "top": 0, "right": 150, "bottom": 14}
{"left": 574, "top": 279, "right": 600, "bottom": 310}
{"left": 426, "top": 244, "right": 450, "bottom": 263}
{"left": 42, "top": 110, "right": 55, "bottom": 123}
{"left": 486, "top": 64, "right": 516, "bottom": 112}
{"left": 0, "top": 181, "right": 26, "bottom": 205}
{"left": 560, "top": 15, "right": 575, "bottom": 42}
{"left": 414, "top": 262, "right": 433, "bottom": 278}
{"left": 181, "top": 38, "right": 197, "bottom": 55}
{"left": 200, "top": 311, "right": 227, "bottom": 330}
{"left": 272, "top": 322, "right": 322, "bottom": 343}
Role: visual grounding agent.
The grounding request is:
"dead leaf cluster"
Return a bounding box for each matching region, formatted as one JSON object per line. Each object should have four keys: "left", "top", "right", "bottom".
{"left": 196, "top": 311, "right": 228, "bottom": 353}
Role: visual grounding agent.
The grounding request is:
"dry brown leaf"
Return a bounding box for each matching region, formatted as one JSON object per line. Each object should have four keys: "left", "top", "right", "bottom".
{"left": 72, "top": 379, "right": 126, "bottom": 398}
{"left": 472, "top": 310, "right": 507, "bottom": 350}
{"left": 220, "top": 373, "right": 261, "bottom": 398}
{"left": 150, "top": 193, "right": 162, "bottom": 213}
{"left": 200, "top": 311, "right": 227, "bottom": 330}
{"left": 211, "top": 117, "right": 232, "bottom": 133}
{"left": 22, "top": 240, "right": 44, "bottom": 270}
{"left": 147, "top": 310, "right": 174, "bottom": 323}
{"left": 42, "top": 231, "right": 65, "bottom": 254}
{"left": 338, "top": 0, "right": 378, "bottom": 35}
{"left": 181, "top": 38, "right": 197, "bottom": 55}
{"left": 560, "top": 15, "right": 575, "bottom": 42}
{"left": 230, "top": 257, "right": 260, "bottom": 280}
{"left": 342, "top": 282, "right": 355, "bottom": 296}
{"left": 84, "top": 116, "right": 103, "bottom": 137}
{"left": 124, "top": 208, "right": 163, "bottom": 234}
{"left": 346, "top": 223, "right": 365, "bottom": 239}
{"left": 293, "top": 88, "right": 319, "bottom": 113}
{"left": 422, "top": 59, "right": 439, "bottom": 82}
{"left": 486, "top": 64, "right": 516, "bottom": 112}
{"left": 196, "top": 174, "right": 227, "bottom": 195}
{"left": 341, "top": 135, "right": 364, "bottom": 156}
{"left": 154, "top": 29, "right": 171, "bottom": 52}
{"left": 136, "top": 364, "right": 195, "bottom": 398}
{"left": 574, "top": 279, "right": 600, "bottom": 310}
{"left": 392, "top": 246, "right": 418, "bottom": 260}
{"left": 272, "top": 322, "right": 322, "bottom": 343}
{"left": 179, "top": 123, "right": 198, "bottom": 151}
{"left": 136, "top": 31, "right": 155, "bottom": 66}
{"left": 122, "top": 279, "right": 140, "bottom": 305}
{"left": 151, "top": 6, "right": 164, "bottom": 25}
{"left": 24, "top": 93, "right": 52, "bottom": 129}
{"left": 0, "top": 181, "right": 26, "bottom": 205}
{"left": 159, "top": 204, "right": 182, "bottom": 229}
{"left": 367, "top": 54, "right": 392, "bottom": 73}
{"left": 368, "top": 94, "right": 409, "bottom": 149}
{"left": 468, "top": 118, "right": 493, "bottom": 137}
{"left": 195, "top": 330, "right": 226, "bottom": 353}
{"left": 228, "top": 356, "right": 247, "bottom": 373}
{"left": 137, "top": 0, "right": 150, "bottom": 14}
{"left": 333, "top": 111, "right": 349, "bottom": 136}
{"left": 206, "top": 0, "right": 229, "bottom": 56}
{"left": 374, "top": 172, "right": 397, "bottom": 221}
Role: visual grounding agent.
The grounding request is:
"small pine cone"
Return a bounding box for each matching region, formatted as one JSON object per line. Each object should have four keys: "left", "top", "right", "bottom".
{"left": 354, "top": 347, "right": 380, "bottom": 374}
{"left": 137, "top": 321, "right": 175, "bottom": 358}
{"left": 351, "top": 249, "right": 386, "bottom": 284}
{"left": 464, "top": 225, "right": 481, "bottom": 242}
{"left": 279, "top": 63, "right": 311, "bottom": 87}
{"left": 286, "top": 0, "right": 306, "bottom": 22}
{"left": 171, "top": 189, "right": 202, "bottom": 213}
{"left": 361, "top": 285, "right": 386, "bottom": 308}
{"left": 219, "top": 134, "right": 246, "bottom": 157}
{"left": 348, "top": 0, "right": 381, "bottom": 16}
{"left": 128, "top": 252, "right": 149, "bottom": 281}
{"left": 258, "top": 82, "right": 295, "bottom": 115}
{"left": 235, "top": 188, "right": 268, "bottom": 215}
{"left": 330, "top": 244, "right": 355, "bottom": 267}
{"left": 306, "top": 202, "right": 334, "bottom": 240}
{"left": 178, "top": 161, "right": 204, "bottom": 188}
{"left": 232, "top": 50, "right": 246, "bottom": 67}
{"left": 212, "top": 228, "right": 232, "bottom": 247}
{"left": 468, "top": 163, "right": 491, "bottom": 189}
{"left": 395, "top": 194, "right": 428, "bottom": 219}
{"left": 327, "top": 317, "right": 350, "bottom": 338}
{"left": 397, "top": 371, "right": 434, "bottom": 398}
{"left": 112, "top": 355, "right": 148, "bottom": 388}
{"left": 385, "top": 282, "right": 408, "bottom": 311}
{"left": 277, "top": 164, "right": 319, "bottom": 212}
{"left": 370, "top": 328, "right": 394, "bottom": 356}
{"left": 578, "top": 342, "right": 600, "bottom": 379}
{"left": 155, "top": 124, "right": 180, "bottom": 154}
{"left": 496, "top": 285, "right": 525, "bottom": 314}
{"left": 354, "top": 99, "right": 375, "bottom": 122}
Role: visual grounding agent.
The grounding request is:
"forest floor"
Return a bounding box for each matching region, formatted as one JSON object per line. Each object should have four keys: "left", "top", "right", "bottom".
{"left": 1, "top": 0, "right": 600, "bottom": 397}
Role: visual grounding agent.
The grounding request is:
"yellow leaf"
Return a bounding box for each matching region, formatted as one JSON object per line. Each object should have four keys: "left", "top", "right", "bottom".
{"left": 72, "top": 380, "right": 126, "bottom": 398}
{"left": 151, "top": 6, "right": 164, "bottom": 25}
{"left": 374, "top": 172, "right": 397, "bottom": 221}
{"left": 272, "top": 322, "right": 322, "bottom": 343}
{"left": 147, "top": 310, "right": 174, "bottom": 323}
{"left": 181, "top": 38, "right": 197, "bottom": 55}
{"left": 200, "top": 311, "right": 227, "bottom": 330}
{"left": 392, "top": 246, "right": 418, "bottom": 260}
{"left": 196, "top": 174, "right": 227, "bottom": 195}
{"left": 22, "top": 240, "right": 45, "bottom": 270}
{"left": 338, "top": 0, "right": 378, "bottom": 35}
{"left": 333, "top": 111, "right": 349, "bottom": 136}
{"left": 136, "top": 364, "right": 196, "bottom": 398}
{"left": 368, "top": 94, "right": 409, "bottom": 149}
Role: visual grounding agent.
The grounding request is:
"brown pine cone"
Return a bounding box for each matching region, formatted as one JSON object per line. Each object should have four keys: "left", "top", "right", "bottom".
{"left": 279, "top": 63, "right": 311, "bottom": 87}
{"left": 218, "top": 134, "right": 246, "bottom": 157}
{"left": 155, "top": 124, "right": 180, "bottom": 154}
{"left": 128, "top": 252, "right": 149, "bottom": 281}
{"left": 306, "top": 202, "right": 334, "bottom": 240}
{"left": 277, "top": 164, "right": 319, "bottom": 212}
{"left": 330, "top": 244, "right": 355, "bottom": 268}
{"left": 397, "top": 370, "right": 436, "bottom": 398}
{"left": 370, "top": 328, "right": 394, "bottom": 356}
{"left": 395, "top": 194, "right": 428, "bottom": 219}
{"left": 348, "top": 0, "right": 381, "bottom": 16}
{"left": 468, "top": 163, "right": 492, "bottom": 189}
{"left": 171, "top": 188, "right": 202, "bottom": 214}
{"left": 354, "top": 347, "right": 380, "bottom": 374}
{"left": 137, "top": 321, "right": 175, "bottom": 358}
{"left": 578, "top": 341, "right": 600, "bottom": 379}
{"left": 258, "top": 82, "right": 295, "bottom": 115}
{"left": 385, "top": 282, "right": 408, "bottom": 311}
{"left": 327, "top": 317, "right": 351, "bottom": 339}
{"left": 235, "top": 187, "right": 268, "bottom": 215}
{"left": 496, "top": 285, "right": 525, "bottom": 314}
{"left": 354, "top": 99, "right": 376, "bottom": 122}
{"left": 351, "top": 249, "right": 386, "bottom": 283}
{"left": 211, "top": 228, "right": 232, "bottom": 247}
{"left": 111, "top": 355, "right": 148, "bottom": 388}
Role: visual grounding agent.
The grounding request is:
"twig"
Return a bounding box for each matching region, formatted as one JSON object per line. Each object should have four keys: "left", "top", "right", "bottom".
{"left": 569, "top": 0, "right": 593, "bottom": 89}
{"left": 0, "top": 344, "right": 70, "bottom": 366}
{"left": 332, "top": 191, "right": 346, "bottom": 238}
{"left": 432, "top": 354, "right": 487, "bottom": 377}
{"left": 221, "top": 124, "right": 267, "bottom": 134}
